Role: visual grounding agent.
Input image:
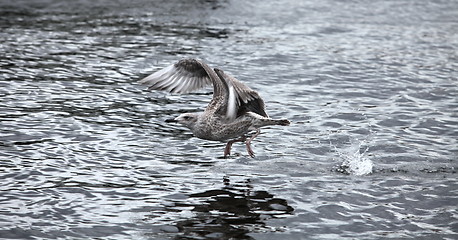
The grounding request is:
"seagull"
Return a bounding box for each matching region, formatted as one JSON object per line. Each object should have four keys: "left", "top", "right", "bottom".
{"left": 139, "top": 58, "right": 290, "bottom": 158}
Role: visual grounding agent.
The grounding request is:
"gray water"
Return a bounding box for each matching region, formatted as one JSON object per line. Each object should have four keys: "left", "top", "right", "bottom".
{"left": 1, "top": 0, "right": 457, "bottom": 239}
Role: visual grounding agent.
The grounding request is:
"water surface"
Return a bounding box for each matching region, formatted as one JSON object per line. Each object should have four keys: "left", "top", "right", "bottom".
{"left": 0, "top": 0, "right": 457, "bottom": 239}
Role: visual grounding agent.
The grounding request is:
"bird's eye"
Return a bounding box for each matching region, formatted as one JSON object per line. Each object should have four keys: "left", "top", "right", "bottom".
{"left": 183, "top": 116, "right": 190, "bottom": 120}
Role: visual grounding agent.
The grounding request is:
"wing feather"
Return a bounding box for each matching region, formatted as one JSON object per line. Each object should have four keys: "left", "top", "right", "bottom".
{"left": 226, "top": 85, "right": 237, "bottom": 120}
{"left": 139, "top": 59, "right": 212, "bottom": 94}
{"left": 214, "top": 68, "right": 268, "bottom": 118}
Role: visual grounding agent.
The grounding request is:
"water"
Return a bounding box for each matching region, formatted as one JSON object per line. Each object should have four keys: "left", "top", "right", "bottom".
{"left": 1, "top": 0, "right": 457, "bottom": 239}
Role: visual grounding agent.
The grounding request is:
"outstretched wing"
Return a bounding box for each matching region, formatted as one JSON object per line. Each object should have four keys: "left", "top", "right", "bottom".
{"left": 214, "top": 68, "right": 268, "bottom": 118}
{"left": 139, "top": 58, "right": 213, "bottom": 94}
{"left": 139, "top": 58, "right": 230, "bottom": 116}
{"left": 140, "top": 58, "right": 268, "bottom": 120}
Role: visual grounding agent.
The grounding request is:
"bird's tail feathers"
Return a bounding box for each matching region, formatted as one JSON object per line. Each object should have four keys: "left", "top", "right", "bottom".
{"left": 275, "top": 119, "right": 291, "bottom": 126}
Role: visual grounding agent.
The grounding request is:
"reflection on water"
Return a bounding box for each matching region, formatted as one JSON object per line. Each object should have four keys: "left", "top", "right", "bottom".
{"left": 167, "top": 178, "right": 293, "bottom": 239}
{"left": 1, "top": 0, "right": 457, "bottom": 239}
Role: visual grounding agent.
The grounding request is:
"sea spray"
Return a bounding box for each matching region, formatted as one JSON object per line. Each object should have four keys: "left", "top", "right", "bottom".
{"left": 331, "top": 138, "right": 373, "bottom": 176}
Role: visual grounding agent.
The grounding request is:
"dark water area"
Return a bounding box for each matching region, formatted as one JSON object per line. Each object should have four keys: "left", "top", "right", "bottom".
{"left": 0, "top": 0, "right": 457, "bottom": 239}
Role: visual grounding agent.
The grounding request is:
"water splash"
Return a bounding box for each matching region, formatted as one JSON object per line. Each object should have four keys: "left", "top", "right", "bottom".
{"left": 332, "top": 139, "right": 373, "bottom": 176}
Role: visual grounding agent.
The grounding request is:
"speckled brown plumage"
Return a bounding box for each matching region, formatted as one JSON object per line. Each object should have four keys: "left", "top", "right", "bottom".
{"left": 139, "top": 58, "right": 290, "bottom": 158}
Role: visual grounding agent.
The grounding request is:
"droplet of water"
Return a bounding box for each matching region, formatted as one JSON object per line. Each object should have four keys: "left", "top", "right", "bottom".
{"left": 333, "top": 139, "right": 373, "bottom": 176}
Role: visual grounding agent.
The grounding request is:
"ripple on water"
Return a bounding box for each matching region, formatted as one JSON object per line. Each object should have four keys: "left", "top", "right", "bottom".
{"left": 0, "top": 0, "right": 457, "bottom": 239}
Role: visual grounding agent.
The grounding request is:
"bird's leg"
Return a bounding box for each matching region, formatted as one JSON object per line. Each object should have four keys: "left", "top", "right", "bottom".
{"left": 224, "top": 136, "right": 246, "bottom": 158}
{"left": 245, "top": 129, "right": 261, "bottom": 158}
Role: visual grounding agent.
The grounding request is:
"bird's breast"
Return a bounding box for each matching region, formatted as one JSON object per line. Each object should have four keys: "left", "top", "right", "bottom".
{"left": 191, "top": 116, "right": 253, "bottom": 141}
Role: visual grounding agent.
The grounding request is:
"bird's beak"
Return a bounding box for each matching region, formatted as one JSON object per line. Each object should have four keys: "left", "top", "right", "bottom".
{"left": 165, "top": 118, "right": 177, "bottom": 123}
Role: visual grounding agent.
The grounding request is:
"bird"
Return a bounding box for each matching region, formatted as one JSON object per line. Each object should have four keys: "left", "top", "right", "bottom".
{"left": 139, "top": 58, "right": 290, "bottom": 158}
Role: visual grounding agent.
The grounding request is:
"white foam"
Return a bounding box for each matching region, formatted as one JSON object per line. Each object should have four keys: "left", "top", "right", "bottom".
{"left": 334, "top": 139, "right": 373, "bottom": 176}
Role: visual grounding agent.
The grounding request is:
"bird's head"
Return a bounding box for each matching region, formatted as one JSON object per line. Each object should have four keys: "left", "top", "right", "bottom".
{"left": 165, "top": 112, "right": 200, "bottom": 130}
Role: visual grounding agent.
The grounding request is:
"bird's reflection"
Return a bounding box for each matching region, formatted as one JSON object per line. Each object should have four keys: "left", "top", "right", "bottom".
{"left": 171, "top": 177, "right": 294, "bottom": 239}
